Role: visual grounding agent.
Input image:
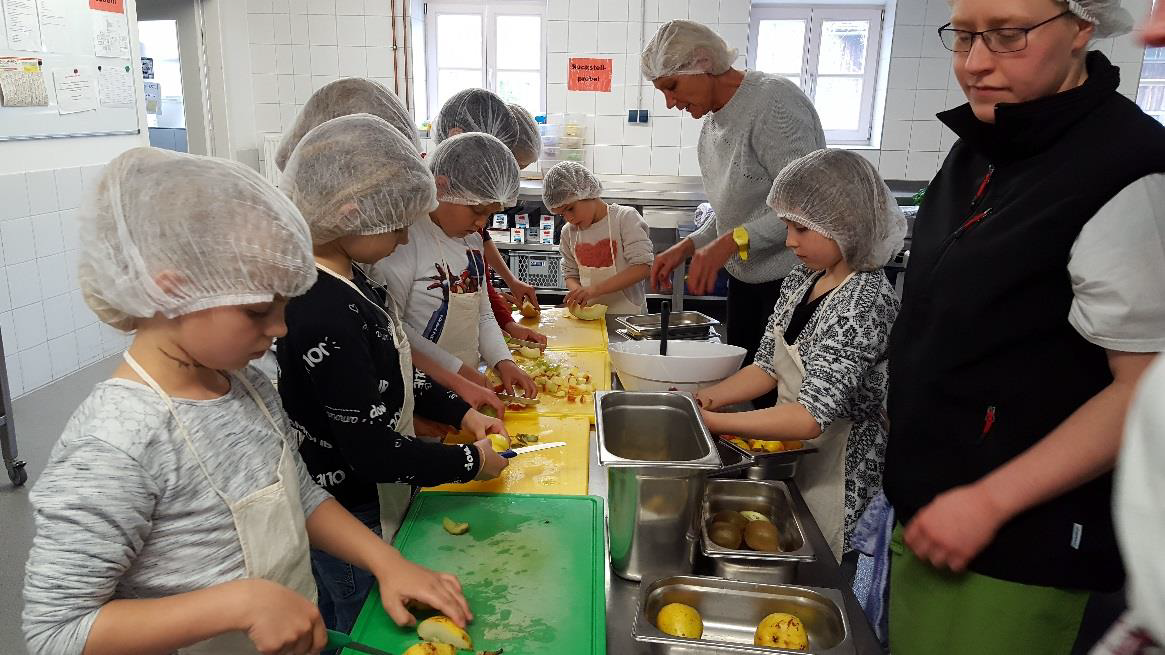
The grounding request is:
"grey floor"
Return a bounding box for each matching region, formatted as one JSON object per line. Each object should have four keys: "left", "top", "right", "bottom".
{"left": 1, "top": 356, "right": 119, "bottom": 655}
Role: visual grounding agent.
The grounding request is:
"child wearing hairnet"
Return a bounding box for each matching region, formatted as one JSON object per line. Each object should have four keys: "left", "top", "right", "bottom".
{"left": 542, "top": 161, "right": 654, "bottom": 314}
{"left": 276, "top": 114, "right": 511, "bottom": 639}
{"left": 22, "top": 148, "right": 473, "bottom": 655}
{"left": 375, "top": 132, "right": 540, "bottom": 401}
{"left": 695, "top": 149, "right": 906, "bottom": 561}
{"left": 432, "top": 89, "right": 548, "bottom": 350}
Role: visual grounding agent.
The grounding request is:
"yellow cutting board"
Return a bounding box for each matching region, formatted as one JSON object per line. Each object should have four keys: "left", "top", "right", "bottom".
{"left": 498, "top": 350, "right": 609, "bottom": 423}
{"left": 512, "top": 306, "right": 608, "bottom": 351}
{"left": 430, "top": 415, "right": 591, "bottom": 495}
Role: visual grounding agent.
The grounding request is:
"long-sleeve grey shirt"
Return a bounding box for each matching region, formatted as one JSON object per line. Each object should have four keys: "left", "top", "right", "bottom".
{"left": 559, "top": 203, "right": 654, "bottom": 311}
{"left": 23, "top": 367, "right": 331, "bottom": 655}
{"left": 692, "top": 70, "right": 826, "bottom": 283}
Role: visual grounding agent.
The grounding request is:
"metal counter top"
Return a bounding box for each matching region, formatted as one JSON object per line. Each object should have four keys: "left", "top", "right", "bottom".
{"left": 592, "top": 320, "right": 884, "bottom": 654}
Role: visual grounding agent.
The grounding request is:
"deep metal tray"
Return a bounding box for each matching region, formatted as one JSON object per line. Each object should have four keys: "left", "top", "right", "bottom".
{"left": 617, "top": 311, "right": 720, "bottom": 339}
{"left": 718, "top": 435, "right": 820, "bottom": 465}
{"left": 633, "top": 575, "right": 853, "bottom": 654}
{"left": 700, "top": 479, "right": 816, "bottom": 583}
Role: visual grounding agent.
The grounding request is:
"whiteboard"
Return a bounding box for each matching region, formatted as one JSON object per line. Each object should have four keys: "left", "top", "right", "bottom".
{"left": 0, "top": 0, "right": 140, "bottom": 141}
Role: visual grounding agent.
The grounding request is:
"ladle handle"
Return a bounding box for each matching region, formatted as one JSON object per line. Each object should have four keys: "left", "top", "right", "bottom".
{"left": 660, "top": 300, "right": 671, "bottom": 356}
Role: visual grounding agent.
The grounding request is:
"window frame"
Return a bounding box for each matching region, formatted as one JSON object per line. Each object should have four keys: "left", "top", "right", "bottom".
{"left": 423, "top": 0, "right": 546, "bottom": 122}
{"left": 748, "top": 4, "right": 885, "bottom": 145}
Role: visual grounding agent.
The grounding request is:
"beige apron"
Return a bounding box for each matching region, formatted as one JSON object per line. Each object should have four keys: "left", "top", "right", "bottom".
{"left": 123, "top": 352, "right": 315, "bottom": 655}
{"left": 770, "top": 272, "right": 856, "bottom": 560}
{"left": 317, "top": 264, "right": 415, "bottom": 538}
{"left": 577, "top": 207, "right": 645, "bottom": 315}
{"left": 435, "top": 243, "right": 485, "bottom": 369}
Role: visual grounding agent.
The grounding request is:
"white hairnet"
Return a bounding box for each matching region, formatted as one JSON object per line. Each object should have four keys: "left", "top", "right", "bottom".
{"left": 281, "top": 113, "right": 438, "bottom": 244}
{"left": 542, "top": 161, "right": 603, "bottom": 210}
{"left": 80, "top": 148, "right": 316, "bottom": 332}
{"left": 641, "top": 20, "right": 738, "bottom": 80}
{"left": 428, "top": 132, "right": 520, "bottom": 208}
{"left": 767, "top": 149, "right": 906, "bottom": 272}
{"left": 432, "top": 88, "right": 519, "bottom": 149}
{"left": 509, "top": 103, "right": 542, "bottom": 166}
{"left": 1066, "top": 0, "right": 1133, "bottom": 37}
{"left": 275, "top": 78, "right": 418, "bottom": 172}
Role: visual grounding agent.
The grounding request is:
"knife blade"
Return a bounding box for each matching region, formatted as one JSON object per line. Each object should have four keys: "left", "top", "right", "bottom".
{"left": 326, "top": 629, "right": 394, "bottom": 655}
{"left": 505, "top": 335, "right": 545, "bottom": 350}
{"left": 498, "top": 393, "right": 540, "bottom": 406}
{"left": 501, "top": 441, "right": 567, "bottom": 458}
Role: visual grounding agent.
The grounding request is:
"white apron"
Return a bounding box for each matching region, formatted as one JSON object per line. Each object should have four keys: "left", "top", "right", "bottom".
{"left": 577, "top": 209, "right": 645, "bottom": 315}
{"left": 318, "top": 264, "right": 415, "bottom": 538}
{"left": 770, "top": 272, "right": 857, "bottom": 561}
{"left": 434, "top": 242, "right": 486, "bottom": 369}
{"left": 122, "top": 352, "right": 315, "bottom": 655}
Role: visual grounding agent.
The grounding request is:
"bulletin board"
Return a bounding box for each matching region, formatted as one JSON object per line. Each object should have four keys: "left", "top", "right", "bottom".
{"left": 0, "top": 0, "right": 140, "bottom": 141}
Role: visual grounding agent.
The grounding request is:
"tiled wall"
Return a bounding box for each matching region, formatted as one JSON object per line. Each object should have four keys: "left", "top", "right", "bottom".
{"left": 245, "top": 0, "right": 415, "bottom": 176}
{"left": 0, "top": 166, "right": 131, "bottom": 399}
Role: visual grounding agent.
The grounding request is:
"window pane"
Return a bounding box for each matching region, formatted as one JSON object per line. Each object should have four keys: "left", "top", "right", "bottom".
{"left": 815, "top": 76, "right": 863, "bottom": 131}
{"left": 496, "top": 70, "right": 541, "bottom": 113}
{"left": 497, "top": 15, "right": 541, "bottom": 70}
{"left": 818, "top": 20, "right": 870, "bottom": 75}
{"left": 755, "top": 20, "right": 806, "bottom": 76}
{"left": 437, "top": 14, "right": 481, "bottom": 68}
{"left": 438, "top": 68, "right": 483, "bottom": 110}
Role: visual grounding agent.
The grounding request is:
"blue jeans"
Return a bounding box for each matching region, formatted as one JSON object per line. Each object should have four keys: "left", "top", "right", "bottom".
{"left": 313, "top": 502, "right": 381, "bottom": 649}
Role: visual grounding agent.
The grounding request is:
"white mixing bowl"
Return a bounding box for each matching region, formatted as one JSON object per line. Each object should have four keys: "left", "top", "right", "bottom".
{"left": 608, "top": 340, "right": 748, "bottom": 392}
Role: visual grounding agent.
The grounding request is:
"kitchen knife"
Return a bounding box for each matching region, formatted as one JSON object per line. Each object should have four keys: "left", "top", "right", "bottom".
{"left": 501, "top": 441, "right": 567, "bottom": 458}
{"left": 326, "top": 630, "right": 394, "bottom": 655}
{"left": 498, "top": 393, "right": 540, "bottom": 406}
{"left": 506, "top": 335, "right": 545, "bottom": 350}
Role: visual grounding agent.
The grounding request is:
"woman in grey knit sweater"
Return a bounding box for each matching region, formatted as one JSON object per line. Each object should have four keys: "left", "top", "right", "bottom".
{"left": 643, "top": 20, "right": 826, "bottom": 407}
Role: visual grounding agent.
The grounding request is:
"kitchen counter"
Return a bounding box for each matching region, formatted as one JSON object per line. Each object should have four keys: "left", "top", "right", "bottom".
{"left": 593, "top": 321, "right": 885, "bottom": 654}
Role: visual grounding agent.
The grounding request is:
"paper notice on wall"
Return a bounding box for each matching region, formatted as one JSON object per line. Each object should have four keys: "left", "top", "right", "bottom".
{"left": 0, "top": 56, "right": 48, "bottom": 106}
{"left": 53, "top": 66, "right": 98, "bottom": 114}
{"left": 568, "top": 58, "right": 613, "bottom": 92}
{"left": 96, "top": 61, "right": 133, "bottom": 107}
{"left": 91, "top": 8, "right": 129, "bottom": 58}
{"left": 36, "top": 0, "right": 75, "bottom": 53}
{"left": 3, "top": 0, "right": 44, "bottom": 51}
{"left": 143, "top": 79, "right": 160, "bottom": 114}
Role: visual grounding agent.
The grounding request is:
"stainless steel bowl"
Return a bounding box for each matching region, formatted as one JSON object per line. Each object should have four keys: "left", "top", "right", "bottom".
{"left": 700, "top": 479, "right": 816, "bottom": 583}
{"left": 633, "top": 575, "right": 853, "bottom": 654}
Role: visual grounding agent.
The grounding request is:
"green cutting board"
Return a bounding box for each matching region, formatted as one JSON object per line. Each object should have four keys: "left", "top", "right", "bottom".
{"left": 347, "top": 492, "right": 607, "bottom": 655}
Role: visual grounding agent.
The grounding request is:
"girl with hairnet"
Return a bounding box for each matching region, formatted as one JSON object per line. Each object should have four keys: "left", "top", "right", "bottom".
{"left": 22, "top": 148, "right": 472, "bottom": 655}
{"left": 375, "top": 132, "right": 540, "bottom": 401}
{"left": 542, "top": 161, "right": 654, "bottom": 314}
{"left": 432, "top": 89, "right": 549, "bottom": 351}
{"left": 276, "top": 114, "right": 511, "bottom": 640}
{"left": 695, "top": 149, "right": 905, "bottom": 562}
{"left": 641, "top": 19, "right": 826, "bottom": 411}
{"left": 881, "top": 0, "right": 1165, "bottom": 652}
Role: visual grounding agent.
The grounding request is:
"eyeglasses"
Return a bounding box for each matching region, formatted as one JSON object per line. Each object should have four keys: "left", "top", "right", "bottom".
{"left": 938, "top": 10, "right": 1072, "bottom": 53}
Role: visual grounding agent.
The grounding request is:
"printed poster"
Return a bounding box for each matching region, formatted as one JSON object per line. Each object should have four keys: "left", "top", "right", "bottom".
{"left": 96, "top": 61, "right": 133, "bottom": 107}
{"left": 3, "top": 0, "right": 43, "bottom": 51}
{"left": 53, "top": 65, "right": 98, "bottom": 114}
{"left": 568, "top": 58, "right": 613, "bottom": 92}
{"left": 0, "top": 56, "right": 48, "bottom": 106}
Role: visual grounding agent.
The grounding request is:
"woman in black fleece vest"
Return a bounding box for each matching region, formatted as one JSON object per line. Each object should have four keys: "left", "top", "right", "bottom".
{"left": 883, "top": 0, "right": 1165, "bottom": 653}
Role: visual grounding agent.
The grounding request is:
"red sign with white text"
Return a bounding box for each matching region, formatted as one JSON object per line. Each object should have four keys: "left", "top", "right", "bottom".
{"left": 568, "top": 58, "right": 613, "bottom": 92}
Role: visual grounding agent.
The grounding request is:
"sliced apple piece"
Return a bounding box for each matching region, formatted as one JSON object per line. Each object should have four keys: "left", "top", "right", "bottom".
{"left": 417, "top": 616, "right": 473, "bottom": 650}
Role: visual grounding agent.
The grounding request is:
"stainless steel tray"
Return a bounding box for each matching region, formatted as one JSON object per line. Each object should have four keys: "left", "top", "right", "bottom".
{"left": 718, "top": 435, "right": 820, "bottom": 465}
{"left": 700, "top": 479, "right": 816, "bottom": 583}
{"left": 633, "top": 575, "right": 853, "bottom": 654}
{"left": 617, "top": 311, "right": 720, "bottom": 339}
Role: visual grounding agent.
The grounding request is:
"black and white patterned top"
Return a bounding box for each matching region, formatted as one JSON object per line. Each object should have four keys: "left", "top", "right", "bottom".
{"left": 756, "top": 264, "right": 899, "bottom": 549}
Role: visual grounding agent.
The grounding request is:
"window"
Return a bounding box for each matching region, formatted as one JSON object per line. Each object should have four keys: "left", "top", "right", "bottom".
{"left": 424, "top": 1, "right": 544, "bottom": 121}
{"left": 749, "top": 5, "right": 884, "bottom": 144}
{"left": 1137, "top": 47, "right": 1165, "bottom": 125}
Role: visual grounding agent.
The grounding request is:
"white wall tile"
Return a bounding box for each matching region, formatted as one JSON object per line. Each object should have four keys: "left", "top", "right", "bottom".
{"left": 99, "top": 323, "right": 126, "bottom": 356}
{"left": 273, "top": 13, "right": 293, "bottom": 44}
{"left": 277, "top": 74, "right": 296, "bottom": 104}
{"left": 547, "top": 0, "right": 569, "bottom": 20}
{"left": 290, "top": 0, "right": 307, "bottom": 13}
{"left": 364, "top": 0, "right": 388, "bottom": 15}
{"left": 32, "top": 212, "right": 63, "bottom": 257}
{"left": 273, "top": 0, "right": 289, "bottom": 13}
{"left": 596, "top": 85, "right": 625, "bottom": 114}
{"left": 2, "top": 219, "right": 36, "bottom": 265}
{"left": 308, "top": 14, "right": 337, "bottom": 45}
{"left": 366, "top": 46, "right": 392, "bottom": 77}
{"left": 680, "top": 115, "right": 701, "bottom": 147}
{"left": 76, "top": 323, "right": 101, "bottom": 365}
{"left": 336, "top": 15, "right": 365, "bottom": 46}
{"left": 251, "top": 44, "right": 278, "bottom": 74}
{"left": 567, "top": 90, "right": 597, "bottom": 114}
{"left": 364, "top": 16, "right": 392, "bottom": 46}
{"left": 0, "top": 311, "right": 12, "bottom": 346}
{"left": 622, "top": 145, "right": 652, "bottom": 175}
{"left": 12, "top": 302, "right": 45, "bottom": 351}
{"left": 255, "top": 103, "right": 282, "bottom": 133}
{"left": 597, "top": 22, "right": 627, "bottom": 53}
{"left": 547, "top": 83, "right": 567, "bottom": 113}
{"left": 651, "top": 115, "right": 681, "bottom": 146}
{"left": 249, "top": 13, "right": 276, "bottom": 44}
{"left": 594, "top": 115, "right": 623, "bottom": 143}
{"left": 650, "top": 146, "right": 680, "bottom": 175}
{"left": 679, "top": 145, "right": 699, "bottom": 176}
{"left": 19, "top": 343, "right": 51, "bottom": 391}
{"left": 291, "top": 14, "right": 309, "bottom": 43}
{"left": 923, "top": 0, "right": 951, "bottom": 27}
{"left": 0, "top": 173, "right": 30, "bottom": 221}
{"left": 249, "top": 0, "right": 274, "bottom": 13}
{"left": 253, "top": 73, "right": 279, "bottom": 103}
{"left": 598, "top": 0, "right": 628, "bottom": 22}
{"left": 718, "top": 0, "right": 749, "bottom": 24}
{"left": 336, "top": 0, "right": 363, "bottom": 14}
{"left": 548, "top": 53, "right": 568, "bottom": 84}
{"left": 276, "top": 45, "right": 295, "bottom": 75}
{"left": 879, "top": 150, "right": 908, "bottom": 179}
{"left": 54, "top": 168, "right": 83, "bottom": 210}
{"left": 689, "top": 0, "right": 718, "bottom": 24}
{"left": 569, "top": 21, "right": 598, "bottom": 53}
{"left": 0, "top": 268, "right": 8, "bottom": 313}
{"left": 308, "top": 0, "right": 336, "bottom": 14}
{"left": 547, "top": 21, "right": 568, "bottom": 53}
{"left": 880, "top": 119, "right": 910, "bottom": 150}
{"left": 592, "top": 144, "right": 622, "bottom": 174}
{"left": 279, "top": 104, "right": 299, "bottom": 131}
{"left": 42, "top": 292, "right": 72, "bottom": 340}
{"left": 657, "top": 0, "right": 687, "bottom": 22}
{"left": 718, "top": 23, "right": 749, "bottom": 58}
{"left": 623, "top": 122, "right": 652, "bottom": 146}
{"left": 4, "top": 352, "right": 24, "bottom": 398}
{"left": 906, "top": 150, "right": 940, "bottom": 179}
{"left": 915, "top": 57, "right": 949, "bottom": 90}
{"left": 921, "top": 28, "right": 950, "bottom": 58}
{"left": 26, "top": 170, "right": 59, "bottom": 215}
{"left": 310, "top": 45, "right": 339, "bottom": 76}
{"left": 851, "top": 148, "right": 881, "bottom": 170}
{"left": 887, "top": 57, "right": 919, "bottom": 89}
{"left": 1113, "top": 35, "right": 1148, "bottom": 64}
{"left": 294, "top": 74, "right": 314, "bottom": 103}
{"left": 945, "top": 87, "right": 966, "bottom": 108}
{"left": 569, "top": 0, "right": 598, "bottom": 21}
{"left": 891, "top": 25, "right": 923, "bottom": 58}
{"left": 338, "top": 47, "right": 368, "bottom": 76}
{"left": 70, "top": 289, "right": 94, "bottom": 330}
{"left": 7, "top": 260, "right": 40, "bottom": 309}
{"left": 48, "top": 333, "right": 78, "bottom": 379}
{"left": 913, "top": 89, "right": 947, "bottom": 120}
{"left": 63, "top": 249, "right": 78, "bottom": 292}
{"left": 37, "top": 254, "right": 68, "bottom": 299}
{"left": 909, "top": 120, "right": 941, "bottom": 151}
{"left": 642, "top": 0, "right": 659, "bottom": 22}
{"left": 895, "top": 0, "right": 926, "bottom": 25}
{"left": 884, "top": 90, "right": 916, "bottom": 121}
